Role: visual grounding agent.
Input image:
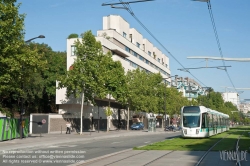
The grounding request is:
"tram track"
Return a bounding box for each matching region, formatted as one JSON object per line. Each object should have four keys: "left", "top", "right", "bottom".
{"left": 195, "top": 129, "right": 247, "bottom": 166}
{"left": 80, "top": 149, "right": 176, "bottom": 166}
{"left": 142, "top": 150, "right": 174, "bottom": 166}
{"left": 195, "top": 133, "right": 230, "bottom": 166}
{"left": 103, "top": 150, "right": 148, "bottom": 166}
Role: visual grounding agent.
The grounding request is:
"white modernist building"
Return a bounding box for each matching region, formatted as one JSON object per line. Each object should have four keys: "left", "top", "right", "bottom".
{"left": 56, "top": 15, "right": 171, "bottom": 130}
{"left": 221, "top": 92, "right": 240, "bottom": 109}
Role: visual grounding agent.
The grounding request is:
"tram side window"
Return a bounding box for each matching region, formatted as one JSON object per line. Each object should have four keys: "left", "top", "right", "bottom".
{"left": 201, "top": 113, "right": 208, "bottom": 128}
{"left": 211, "top": 114, "right": 214, "bottom": 127}
{"left": 208, "top": 114, "right": 213, "bottom": 127}
{"left": 218, "top": 115, "right": 221, "bottom": 126}
{"left": 213, "top": 115, "right": 217, "bottom": 127}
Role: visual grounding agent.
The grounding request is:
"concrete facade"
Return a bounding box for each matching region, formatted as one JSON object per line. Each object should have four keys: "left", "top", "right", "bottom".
{"left": 221, "top": 92, "right": 239, "bottom": 109}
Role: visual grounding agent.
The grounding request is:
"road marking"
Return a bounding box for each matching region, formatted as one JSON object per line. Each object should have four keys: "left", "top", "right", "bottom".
{"left": 144, "top": 141, "right": 151, "bottom": 143}
{"left": 48, "top": 145, "right": 77, "bottom": 148}
{"left": 111, "top": 141, "right": 122, "bottom": 144}
{"left": 48, "top": 146, "right": 59, "bottom": 148}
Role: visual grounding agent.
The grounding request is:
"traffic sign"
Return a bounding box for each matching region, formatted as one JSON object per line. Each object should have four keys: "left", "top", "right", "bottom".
{"left": 42, "top": 119, "right": 46, "bottom": 124}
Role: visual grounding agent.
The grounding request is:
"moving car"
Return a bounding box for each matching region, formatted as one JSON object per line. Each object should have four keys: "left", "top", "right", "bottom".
{"left": 130, "top": 122, "right": 144, "bottom": 130}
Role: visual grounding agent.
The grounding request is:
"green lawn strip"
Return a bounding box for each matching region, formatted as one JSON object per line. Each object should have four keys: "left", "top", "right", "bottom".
{"left": 238, "top": 129, "right": 250, "bottom": 153}
{"left": 134, "top": 132, "right": 228, "bottom": 151}
{"left": 212, "top": 132, "right": 240, "bottom": 151}
{"left": 224, "top": 127, "right": 250, "bottom": 153}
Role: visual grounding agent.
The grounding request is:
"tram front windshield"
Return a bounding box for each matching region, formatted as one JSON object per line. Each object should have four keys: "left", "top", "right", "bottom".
{"left": 183, "top": 114, "right": 200, "bottom": 128}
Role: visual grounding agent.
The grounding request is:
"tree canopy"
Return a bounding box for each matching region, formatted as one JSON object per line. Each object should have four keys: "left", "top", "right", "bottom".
{"left": 0, "top": 1, "right": 46, "bottom": 116}
{"left": 0, "top": 0, "right": 66, "bottom": 116}
{"left": 67, "top": 33, "right": 79, "bottom": 39}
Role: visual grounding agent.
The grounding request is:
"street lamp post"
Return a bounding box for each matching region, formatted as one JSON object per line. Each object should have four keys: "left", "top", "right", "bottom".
{"left": 19, "top": 35, "right": 45, "bottom": 139}
{"left": 163, "top": 75, "right": 178, "bottom": 131}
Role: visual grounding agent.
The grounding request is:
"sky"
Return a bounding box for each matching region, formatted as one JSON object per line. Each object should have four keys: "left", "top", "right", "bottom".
{"left": 17, "top": 0, "right": 250, "bottom": 102}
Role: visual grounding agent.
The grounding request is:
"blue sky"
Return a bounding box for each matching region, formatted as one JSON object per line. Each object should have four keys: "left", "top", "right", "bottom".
{"left": 17, "top": 0, "right": 250, "bottom": 102}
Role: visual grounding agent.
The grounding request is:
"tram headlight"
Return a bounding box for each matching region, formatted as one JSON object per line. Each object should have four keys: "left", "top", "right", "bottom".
{"left": 196, "top": 129, "right": 199, "bottom": 134}
{"left": 183, "top": 129, "right": 187, "bottom": 134}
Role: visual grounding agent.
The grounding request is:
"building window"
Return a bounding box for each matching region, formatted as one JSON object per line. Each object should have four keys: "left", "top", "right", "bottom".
{"left": 148, "top": 51, "right": 151, "bottom": 56}
{"left": 131, "top": 50, "right": 137, "bottom": 57}
{"left": 145, "top": 60, "right": 149, "bottom": 64}
{"left": 136, "top": 42, "right": 140, "bottom": 48}
{"left": 71, "top": 45, "right": 76, "bottom": 56}
{"left": 143, "top": 44, "right": 145, "bottom": 51}
{"left": 158, "top": 58, "right": 160, "bottom": 63}
{"left": 123, "top": 32, "right": 127, "bottom": 38}
{"left": 132, "top": 62, "right": 137, "bottom": 68}
{"left": 125, "top": 46, "right": 130, "bottom": 53}
{"left": 129, "top": 34, "right": 132, "bottom": 42}
{"left": 139, "top": 55, "right": 144, "bottom": 61}
{"left": 165, "top": 64, "right": 168, "bottom": 68}
{"left": 153, "top": 52, "right": 156, "bottom": 59}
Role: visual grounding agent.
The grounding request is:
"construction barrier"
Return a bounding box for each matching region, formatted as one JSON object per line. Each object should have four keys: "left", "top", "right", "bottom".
{"left": 0, "top": 117, "right": 29, "bottom": 142}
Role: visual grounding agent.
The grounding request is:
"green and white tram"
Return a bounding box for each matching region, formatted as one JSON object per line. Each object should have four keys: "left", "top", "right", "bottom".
{"left": 181, "top": 106, "right": 230, "bottom": 138}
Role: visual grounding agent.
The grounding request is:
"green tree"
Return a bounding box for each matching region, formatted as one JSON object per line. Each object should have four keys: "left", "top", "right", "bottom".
{"left": 25, "top": 43, "right": 66, "bottom": 114}
{"left": 125, "top": 69, "right": 162, "bottom": 114}
{"left": 0, "top": 1, "right": 47, "bottom": 116}
{"left": 68, "top": 33, "right": 79, "bottom": 39}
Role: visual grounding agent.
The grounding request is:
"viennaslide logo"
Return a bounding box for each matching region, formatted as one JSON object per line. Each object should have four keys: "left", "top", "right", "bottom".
{"left": 220, "top": 146, "right": 248, "bottom": 162}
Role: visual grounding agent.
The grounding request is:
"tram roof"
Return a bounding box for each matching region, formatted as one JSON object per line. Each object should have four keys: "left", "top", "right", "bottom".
{"left": 182, "top": 106, "right": 229, "bottom": 118}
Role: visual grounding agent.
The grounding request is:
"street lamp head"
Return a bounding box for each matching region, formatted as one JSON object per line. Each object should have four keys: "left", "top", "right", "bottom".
{"left": 25, "top": 35, "right": 45, "bottom": 43}
{"left": 38, "top": 35, "right": 45, "bottom": 39}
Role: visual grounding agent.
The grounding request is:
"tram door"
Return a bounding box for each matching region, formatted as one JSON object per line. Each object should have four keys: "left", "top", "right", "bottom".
{"left": 148, "top": 117, "right": 156, "bottom": 132}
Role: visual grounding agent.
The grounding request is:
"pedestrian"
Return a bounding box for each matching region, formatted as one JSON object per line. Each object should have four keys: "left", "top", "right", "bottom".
{"left": 66, "top": 122, "right": 71, "bottom": 134}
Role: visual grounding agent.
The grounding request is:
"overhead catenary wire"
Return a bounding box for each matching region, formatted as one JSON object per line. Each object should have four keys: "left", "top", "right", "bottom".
{"left": 206, "top": 0, "right": 237, "bottom": 93}
{"left": 116, "top": 0, "right": 207, "bottom": 87}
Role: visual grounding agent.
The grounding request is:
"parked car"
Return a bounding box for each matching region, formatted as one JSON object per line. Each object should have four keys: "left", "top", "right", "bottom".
{"left": 130, "top": 122, "right": 144, "bottom": 130}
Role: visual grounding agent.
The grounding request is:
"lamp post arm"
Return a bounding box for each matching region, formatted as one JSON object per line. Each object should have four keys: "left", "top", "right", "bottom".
{"left": 25, "top": 35, "right": 45, "bottom": 43}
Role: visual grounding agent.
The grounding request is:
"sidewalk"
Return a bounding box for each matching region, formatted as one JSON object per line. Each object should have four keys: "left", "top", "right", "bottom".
{"left": 0, "top": 128, "right": 169, "bottom": 152}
